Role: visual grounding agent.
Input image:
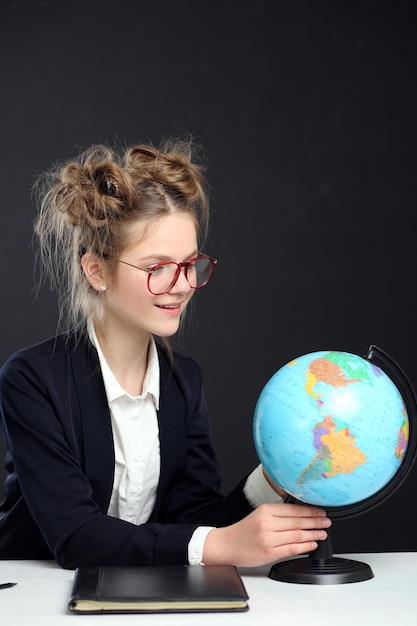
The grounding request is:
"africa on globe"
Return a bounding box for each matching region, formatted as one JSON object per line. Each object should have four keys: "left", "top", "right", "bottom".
{"left": 253, "top": 350, "right": 409, "bottom": 508}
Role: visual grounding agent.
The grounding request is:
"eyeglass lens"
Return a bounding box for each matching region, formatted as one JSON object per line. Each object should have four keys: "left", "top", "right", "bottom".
{"left": 149, "top": 257, "right": 213, "bottom": 294}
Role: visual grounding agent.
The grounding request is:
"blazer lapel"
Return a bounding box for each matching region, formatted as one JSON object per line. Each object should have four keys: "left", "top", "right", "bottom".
{"left": 152, "top": 349, "right": 188, "bottom": 516}
{"left": 70, "top": 338, "right": 115, "bottom": 513}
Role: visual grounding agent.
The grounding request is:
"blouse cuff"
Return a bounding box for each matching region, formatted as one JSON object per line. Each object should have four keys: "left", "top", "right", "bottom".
{"left": 243, "top": 463, "right": 283, "bottom": 507}
{"left": 188, "top": 526, "right": 215, "bottom": 566}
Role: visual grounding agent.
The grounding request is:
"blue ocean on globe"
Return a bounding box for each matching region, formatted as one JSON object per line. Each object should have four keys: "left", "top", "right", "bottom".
{"left": 253, "top": 351, "right": 409, "bottom": 507}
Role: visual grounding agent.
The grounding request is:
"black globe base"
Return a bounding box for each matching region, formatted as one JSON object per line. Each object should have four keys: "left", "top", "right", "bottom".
{"left": 269, "top": 554, "right": 374, "bottom": 584}
{"left": 268, "top": 534, "right": 374, "bottom": 585}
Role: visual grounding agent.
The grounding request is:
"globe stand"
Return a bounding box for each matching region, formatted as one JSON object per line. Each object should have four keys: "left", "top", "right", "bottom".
{"left": 268, "top": 532, "right": 374, "bottom": 585}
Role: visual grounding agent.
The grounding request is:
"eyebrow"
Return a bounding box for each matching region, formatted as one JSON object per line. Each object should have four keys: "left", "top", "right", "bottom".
{"left": 138, "top": 250, "right": 199, "bottom": 264}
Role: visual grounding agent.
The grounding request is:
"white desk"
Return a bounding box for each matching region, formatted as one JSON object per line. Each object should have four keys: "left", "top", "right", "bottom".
{"left": 0, "top": 554, "right": 416, "bottom": 625}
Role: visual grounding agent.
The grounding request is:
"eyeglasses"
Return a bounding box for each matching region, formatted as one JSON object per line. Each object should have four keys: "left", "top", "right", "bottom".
{"left": 115, "top": 254, "right": 218, "bottom": 295}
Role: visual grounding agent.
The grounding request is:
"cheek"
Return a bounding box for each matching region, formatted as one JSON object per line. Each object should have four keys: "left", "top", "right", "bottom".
{"left": 184, "top": 289, "right": 196, "bottom": 305}
{"left": 110, "top": 275, "right": 152, "bottom": 308}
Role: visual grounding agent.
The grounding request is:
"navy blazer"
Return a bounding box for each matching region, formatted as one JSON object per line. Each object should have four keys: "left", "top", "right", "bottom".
{"left": 0, "top": 331, "right": 253, "bottom": 568}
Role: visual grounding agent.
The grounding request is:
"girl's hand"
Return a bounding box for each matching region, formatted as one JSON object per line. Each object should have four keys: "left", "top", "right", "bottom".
{"left": 202, "top": 502, "right": 331, "bottom": 567}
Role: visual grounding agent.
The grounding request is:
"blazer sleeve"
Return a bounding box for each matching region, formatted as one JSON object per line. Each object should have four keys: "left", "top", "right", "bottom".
{"left": 0, "top": 344, "right": 201, "bottom": 569}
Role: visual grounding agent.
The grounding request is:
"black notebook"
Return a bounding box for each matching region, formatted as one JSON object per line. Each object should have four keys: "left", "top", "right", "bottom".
{"left": 68, "top": 564, "right": 249, "bottom": 614}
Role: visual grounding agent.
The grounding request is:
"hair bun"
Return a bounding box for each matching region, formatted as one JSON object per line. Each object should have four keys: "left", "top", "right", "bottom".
{"left": 126, "top": 140, "right": 206, "bottom": 210}
{"left": 54, "top": 150, "right": 137, "bottom": 227}
{"left": 97, "top": 176, "right": 119, "bottom": 197}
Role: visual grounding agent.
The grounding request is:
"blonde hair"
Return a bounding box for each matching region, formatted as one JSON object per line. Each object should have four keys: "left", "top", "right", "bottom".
{"left": 33, "top": 137, "right": 209, "bottom": 340}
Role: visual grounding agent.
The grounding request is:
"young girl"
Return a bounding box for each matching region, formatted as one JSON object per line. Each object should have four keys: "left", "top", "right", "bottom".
{"left": 0, "top": 138, "right": 330, "bottom": 568}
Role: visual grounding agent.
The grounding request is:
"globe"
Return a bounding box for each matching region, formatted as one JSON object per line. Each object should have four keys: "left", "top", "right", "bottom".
{"left": 253, "top": 345, "right": 417, "bottom": 584}
{"left": 254, "top": 349, "right": 408, "bottom": 508}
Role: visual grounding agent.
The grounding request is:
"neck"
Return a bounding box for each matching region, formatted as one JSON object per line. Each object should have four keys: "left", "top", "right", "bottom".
{"left": 94, "top": 321, "right": 152, "bottom": 396}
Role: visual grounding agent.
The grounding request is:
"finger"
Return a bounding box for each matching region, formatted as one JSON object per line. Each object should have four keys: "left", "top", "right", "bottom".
{"left": 273, "top": 528, "right": 329, "bottom": 548}
{"left": 273, "top": 503, "right": 329, "bottom": 518}
{"left": 290, "top": 516, "right": 332, "bottom": 531}
{"left": 270, "top": 511, "right": 332, "bottom": 531}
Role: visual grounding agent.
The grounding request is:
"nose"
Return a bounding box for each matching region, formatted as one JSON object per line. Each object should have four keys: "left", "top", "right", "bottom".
{"left": 169, "top": 265, "right": 192, "bottom": 293}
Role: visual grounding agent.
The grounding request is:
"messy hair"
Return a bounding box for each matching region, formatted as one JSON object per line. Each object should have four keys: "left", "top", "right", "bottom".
{"left": 33, "top": 137, "right": 210, "bottom": 347}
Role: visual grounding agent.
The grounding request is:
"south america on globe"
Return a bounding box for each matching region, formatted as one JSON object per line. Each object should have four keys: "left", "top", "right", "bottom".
{"left": 253, "top": 350, "right": 409, "bottom": 508}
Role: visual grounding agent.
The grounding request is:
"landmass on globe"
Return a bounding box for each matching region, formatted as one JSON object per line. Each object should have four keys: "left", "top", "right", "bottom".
{"left": 296, "top": 352, "right": 408, "bottom": 487}
{"left": 253, "top": 349, "right": 409, "bottom": 507}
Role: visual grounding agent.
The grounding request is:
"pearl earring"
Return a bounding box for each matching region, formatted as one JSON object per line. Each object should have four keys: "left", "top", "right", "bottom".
{"left": 100, "top": 284, "right": 107, "bottom": 291}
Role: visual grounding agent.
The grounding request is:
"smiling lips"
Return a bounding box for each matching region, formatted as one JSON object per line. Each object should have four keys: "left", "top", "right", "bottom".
{"left": 156, "top": 303, "right": 182, "bottom": 313}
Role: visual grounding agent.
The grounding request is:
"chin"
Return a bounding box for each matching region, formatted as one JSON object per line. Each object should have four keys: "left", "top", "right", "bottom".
{"left": 154, "top": 322, "right": 181, "bottom": 338}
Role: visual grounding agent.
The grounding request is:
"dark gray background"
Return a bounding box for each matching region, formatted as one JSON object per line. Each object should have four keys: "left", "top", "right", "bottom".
{"left": 1, "top": 0, "right": 416, "bottom": 552}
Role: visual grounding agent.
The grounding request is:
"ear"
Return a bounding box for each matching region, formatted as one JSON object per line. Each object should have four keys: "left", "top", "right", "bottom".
{"left": 81, "top": 252, "right": 107, "bottom": 292}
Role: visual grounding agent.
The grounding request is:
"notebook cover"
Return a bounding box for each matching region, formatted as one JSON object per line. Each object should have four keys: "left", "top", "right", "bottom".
{"left": 68, "top": 564, "right": 249, "bottom": 614}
